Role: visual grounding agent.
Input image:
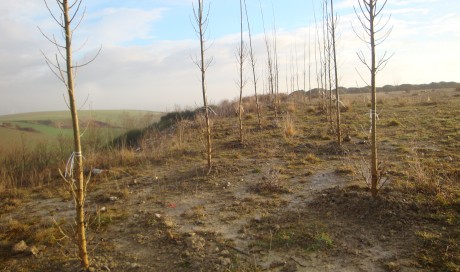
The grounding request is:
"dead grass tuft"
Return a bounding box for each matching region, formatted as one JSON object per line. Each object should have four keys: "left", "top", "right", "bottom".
{"left": 283, "top": 114, "right": 296, "bottom": 138}
{"left": 248, "top": 169, "right": 290, "bottom": 194}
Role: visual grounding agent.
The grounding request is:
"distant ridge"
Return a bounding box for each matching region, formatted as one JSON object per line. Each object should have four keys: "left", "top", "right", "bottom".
{"left": 293, "top": 81, "right": 460, "bottom": 96}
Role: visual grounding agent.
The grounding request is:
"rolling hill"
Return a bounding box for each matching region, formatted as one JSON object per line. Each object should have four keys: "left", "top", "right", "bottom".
{"left": 0, "top": 110, "right": 163, "bottom": 151}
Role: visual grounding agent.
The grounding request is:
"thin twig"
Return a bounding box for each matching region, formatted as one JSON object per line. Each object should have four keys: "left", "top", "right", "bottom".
{"left": 225, "top": 244, "right": 250, "bottom": 256}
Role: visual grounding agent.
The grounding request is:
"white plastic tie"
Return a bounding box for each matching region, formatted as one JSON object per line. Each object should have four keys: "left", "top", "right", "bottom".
{"left": 65, "top": 151, "right": 83, "bottom": 178}
{"left": 369, "top": 109, "right": 379, "bottom": 133}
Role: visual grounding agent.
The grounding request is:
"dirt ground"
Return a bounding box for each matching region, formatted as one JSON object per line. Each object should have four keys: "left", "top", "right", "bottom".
{"left": 1, "top": 89, "right": 459, "bottom": 271}
{"left": 0, "top": 152, "right": 449, "bottom": 272}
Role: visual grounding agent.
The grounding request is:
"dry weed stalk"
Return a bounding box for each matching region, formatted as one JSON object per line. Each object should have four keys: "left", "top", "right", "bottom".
{"left": 356, "top": 157, "right": 389, "bottom": 191}
{"left": 408, "top": 147, "right": 454, "bottom": 198}
{"left": 283, "top": 113, "right": 296, "bottom": 138}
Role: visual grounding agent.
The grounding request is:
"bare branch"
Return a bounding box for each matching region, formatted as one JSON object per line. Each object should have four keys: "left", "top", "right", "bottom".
{"left": 69, "top": 0, "right": 79, "bottom": 9}
{"left": 71, "top": 6, "right": 86, "bottom": 32}
{"left": 71, "top": 46, "right": 102, "bottom": 69}
{"left": 69, "top": 0, "right": 83, "bottom": 23}
{"left": 351, "top": 23, "right": 370, "bottom": 44}
{"left": 375, "top": 26, "right": 393, "bottom": 46}
{"left": 41, "top": 50, "right": 67, "bottom": 84}
{"left": 356, "top": 50, "right": 371, "bottom": 71}
{"left": 376, "top": 51, "right": 395, "bottom": 73}
{"left": 354, "top": 67, "right": 370, "bottom": 87}
{"left": 62, "top": 93, "right": 71, "bottom": 109}
{"left": 37, "top": 26, "right": 66, "bottom": 49}
{"left": 44, "top": 0, "right": 65, "bottom": 28}
{"left": 375, "top": 0, "right": 389, "bottom": 17}
{"left": 375, "top": 14, "right": 392, "bottom": 34}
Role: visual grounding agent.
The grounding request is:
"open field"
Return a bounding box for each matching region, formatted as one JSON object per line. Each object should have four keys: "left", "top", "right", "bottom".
{"left": 0, "top": 110, "right": 163, "bottom": 152}
{"left": 0, "top": 88, "right": 459, "bottom": 271}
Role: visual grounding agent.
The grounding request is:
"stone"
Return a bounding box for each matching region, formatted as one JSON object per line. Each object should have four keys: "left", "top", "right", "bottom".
{"left": 186, "top": 234, "right": 205, "bottom": 251}
{"left": 220, "top": 249, "right": 230, "bottom": 257}
{"left": 12, "top": 240, "right": 28, "bottom": 254}
{"left": 130, "top": 263, "right": 141, "bottom": 269}
{"left": 27, "top": 245, "right": 39, "bottom": 256}
{"left": 219, "top": 256, "right": 232, "bottom": 267}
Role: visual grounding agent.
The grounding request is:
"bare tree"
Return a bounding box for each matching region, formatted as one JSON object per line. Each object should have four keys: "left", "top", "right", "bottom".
{"left": 259, "top": 2, "right": 273, "bottom": 98}
{"left": 39, "top": 0, "right": 100, "bottom": 269}
{"left": 243, "top": 0, "right": 262, "bottom": 128}
{"left": 303, "top": 24, "right": 312, "bottom": 103}
{"left": 237, "top": 0, "right": 247, "bottom": 144}
{"left": 259, "top": 1, "right": 279, "bottom": 118}
{"left": 308, "top": 22, "right": 312, "bottom": 102}
{"left": 324, "top": 0, "right": 334, "bottom": 129}
{"left": 330, "top": 0, "right": 341, "bottom": 145}
{"left": 313, "top": 0, "right": 326, "bottom": 112}
{"left": 193, "top": 0, "right": 213, "bottom": 171}
{"left": 354, "top": 0, "right": 393, "bottom": 197}
{"left": 271, "top": 10, "right": 281, "bottom": 114}
{"left": 313, "top": 1, "right": 321, "bottom": 103}
{"left": 321, "top": 1, "right": 328, "bottom": 114}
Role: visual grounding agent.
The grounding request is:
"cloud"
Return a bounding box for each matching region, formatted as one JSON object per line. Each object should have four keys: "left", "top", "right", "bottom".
{"left": 0, "top": 0, "right": 458, "bottom": 115}
{"left": 81, "top": 7, "right": 167, "bottom": 46}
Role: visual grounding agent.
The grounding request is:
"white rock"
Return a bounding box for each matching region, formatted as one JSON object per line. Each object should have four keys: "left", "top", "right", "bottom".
{"left": 27, "top": 245, "right": 39, "bottom": 256}
{"left": 12, "top": 240, "right": 28, "bottom": 254}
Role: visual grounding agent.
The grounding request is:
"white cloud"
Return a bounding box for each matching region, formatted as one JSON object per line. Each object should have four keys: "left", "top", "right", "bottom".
{"left": 0, "top": 0, "right": 458, "bottom": 115}
{"left": 81, "top": 7, "right": 167, "bottom": 46}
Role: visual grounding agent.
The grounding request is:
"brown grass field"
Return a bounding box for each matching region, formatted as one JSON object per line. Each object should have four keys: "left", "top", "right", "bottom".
{"left": 0, "top": 88, "right": 459, "bottom": 271}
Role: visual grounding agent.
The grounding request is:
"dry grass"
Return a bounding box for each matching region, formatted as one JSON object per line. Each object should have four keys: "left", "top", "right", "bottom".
{"left": 283, "top": 113, "right": 296, "bottom": 138}
{"left": 1, "top": 88, "right": 459, "bottom": 271}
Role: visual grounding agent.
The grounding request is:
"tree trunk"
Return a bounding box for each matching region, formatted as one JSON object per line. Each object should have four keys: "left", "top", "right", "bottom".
{"left": 330, "top": 0, "right": 341, "bottom": 146}
{"left": 369, "top": 0, "right": 378, "bottom": 198}
{"left": 325, "top": 1, "right": 333, "bottom": 129}
{"left": 238, "top": 0, "right": 244, "bottom": 144}
{"left": 197, "top": 0, "right": 212, "bottom": 170}
{"left": 244, "top": 0, "right": 262, "bottom": 129}
{"left": 63, "top": 0, "right": 89, "bottom": 268}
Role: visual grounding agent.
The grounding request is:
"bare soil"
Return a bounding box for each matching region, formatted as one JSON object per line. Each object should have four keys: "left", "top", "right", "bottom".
{"left": 1, "top": 89, "right": 459, "bottom": 271}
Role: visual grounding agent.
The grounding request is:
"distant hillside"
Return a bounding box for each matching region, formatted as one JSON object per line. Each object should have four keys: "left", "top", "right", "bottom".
{"left": 300, "top": 81, "right": 460, "bottom": 96}
{"left": 0, "top": 110, "right": 163, "bottom": 151}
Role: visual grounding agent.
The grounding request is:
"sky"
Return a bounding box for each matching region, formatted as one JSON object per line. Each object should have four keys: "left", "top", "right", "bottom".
{"left": 0, "top": 0, "right": 458, "bottom": 115}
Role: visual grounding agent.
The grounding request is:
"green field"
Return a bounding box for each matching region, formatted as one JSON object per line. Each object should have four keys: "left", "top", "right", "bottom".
{"left": 0, "top": 110, "right": 163, "bottom": 151}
